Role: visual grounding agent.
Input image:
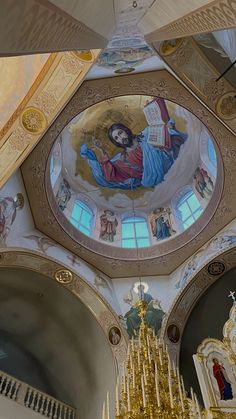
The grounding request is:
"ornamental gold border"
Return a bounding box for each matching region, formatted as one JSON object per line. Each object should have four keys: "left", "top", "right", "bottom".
{"left": 0, "top": 53, "right": 57, "bottom": 142}
{"left": 155, "top": 36, "right": 236, "bottom": 133}
{"left": 216, "top": 91, "right": 236, "bottom": 121}
{"left": 146, "top": 0, "right": 236, "bottom": 43}
{"left": 20, "top": 106, "right": 48, "bottom": 135}
{"left": 21, "top": 69, "right": 232, "bottom": 278}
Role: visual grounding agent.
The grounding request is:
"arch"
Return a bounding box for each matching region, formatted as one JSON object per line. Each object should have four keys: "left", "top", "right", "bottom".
{"left": 0, "top": 248, "right": 128, "bottom": 368}
{"left": 162, "top": 245, "right": 236, "bottom": 367}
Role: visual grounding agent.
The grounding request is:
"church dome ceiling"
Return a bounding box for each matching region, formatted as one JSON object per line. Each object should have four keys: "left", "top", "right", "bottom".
{"left": 49, "top": 94, "right": 218, "bottom": 252}
{"left": 22, "top": 70, "right": 231, "bottom": 278}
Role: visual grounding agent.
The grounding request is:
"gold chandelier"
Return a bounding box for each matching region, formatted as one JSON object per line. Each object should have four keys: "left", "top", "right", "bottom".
{"left": 102, "top": 300, "right": 202, "bottom": 419}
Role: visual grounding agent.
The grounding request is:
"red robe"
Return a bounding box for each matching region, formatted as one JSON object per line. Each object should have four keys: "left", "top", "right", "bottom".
{"left": 100, "top": 145, "right": 143, "bottom": 183}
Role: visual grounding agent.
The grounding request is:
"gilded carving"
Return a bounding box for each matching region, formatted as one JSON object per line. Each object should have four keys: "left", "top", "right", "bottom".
{"left": 147, "top": 0, "right": 236, "bottom": 42}
{"left": 21, "top": 107, "right": 47, "bottom": 135}
{"left": 202, "top": 78, "right": 225, "bottom": 104}
{"left": 160, "top": 39, "right": 183, "bottom": 56}
{"left": 21, "top": 70, "right": 234, "bottom": 277}
{"left": 34, "top": 91, "right": 57, "bottom": 117}
{"left": 55, "top": 268, "right": 73, "bottom": 284}
{"left": 207, "top": 261, "right": 226, "bottom": 276}
{"left": 216, "top": 92, "right": 236, "bottom": 120}
{"left": 72, "top": 50, "right": 93, "bottom": 62}
{"left": 61, "top": 53, "right": 83, "bottom": 75}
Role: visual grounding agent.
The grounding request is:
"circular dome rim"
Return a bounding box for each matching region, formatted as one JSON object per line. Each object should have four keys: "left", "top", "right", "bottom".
{"left": 45, "top": 99, "right": 224, "bottom": 262}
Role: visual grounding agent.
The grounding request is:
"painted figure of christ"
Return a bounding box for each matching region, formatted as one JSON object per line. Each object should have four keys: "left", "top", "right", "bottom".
{"left": 80, "top": 98, "right": 187, "bottom": 190}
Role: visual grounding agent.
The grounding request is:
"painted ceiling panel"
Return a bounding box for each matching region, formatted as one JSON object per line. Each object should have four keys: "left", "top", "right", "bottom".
{"left": 0, "top": 53, "right": 49, "bottom": 131}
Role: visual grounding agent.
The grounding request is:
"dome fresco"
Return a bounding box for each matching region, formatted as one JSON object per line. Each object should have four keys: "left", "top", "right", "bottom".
{"left": 49, "top": 95, "right": 217, "bottom": 250}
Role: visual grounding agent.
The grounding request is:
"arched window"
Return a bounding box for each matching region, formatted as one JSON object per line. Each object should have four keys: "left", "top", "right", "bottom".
{"left": 207, "top": 138, "right": 217, "bottom": 168}
{"left": 122, "top": 216, "right": 150, "bottom": 248}
{"left": 177, "top": 190, "right": 203, "bottom": 230}
{"left": 70, "top": 200, "right": 93, "bottom": 237}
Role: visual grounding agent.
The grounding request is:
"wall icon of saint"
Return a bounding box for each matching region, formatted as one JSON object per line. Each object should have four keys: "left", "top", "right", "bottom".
{"left": 108, "top": 326, "right": 121, "bottom": 346}
{"left": 100, "top": 210, "right": 118, "bottom": 242}
{"left": 56, "top": 178, "right": 71, "bottom": 211}
{"left": 194, "top": 167, "right": 214, "bottom": 199}
{"left": 150, "top": 207, "right": 176, "bottom": 241}
{"left": 122, "top": 282, "right": 165, "bottom": 339}
{"left": 212, "top": 358, "right": 233, "bottom": 401}
{"left": 80, "top": 98, "right": 187, "bottom": 190}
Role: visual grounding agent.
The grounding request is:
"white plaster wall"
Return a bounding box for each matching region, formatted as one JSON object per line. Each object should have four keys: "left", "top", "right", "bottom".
{"left": 0, "top": 396, "right": 43, "bottom": 419}
{"left": 0, "top": 170, "right": 120, "bottom": 313}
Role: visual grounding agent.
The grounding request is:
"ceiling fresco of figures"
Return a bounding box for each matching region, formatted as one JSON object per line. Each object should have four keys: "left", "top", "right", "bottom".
{"left": 50, "top": 94, "right": 217, "bottom": 249}
{"left": 86, "top": 46, "right": 163, "bottom": 78}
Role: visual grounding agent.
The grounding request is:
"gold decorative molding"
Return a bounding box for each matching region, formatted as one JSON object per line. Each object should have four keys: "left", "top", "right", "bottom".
{"left": 21, "top": 70, "right": 236, "bottom": 278}
{"left": 0, "top": 249, "right": 128, "bottom": 365}
{"left": 21, "top": 107, "right": 47, "bottom": 134}
{"left": 0, "top": 53, "right": 57, "bottom": 142}
{"left": 155, "top": 37, "right": 236, "bottom": 133}
{"left": 146, "top": 0, "right": 236, "bottom": 43}
{"left": 55, "top": 268, "right": 73, "bottom": 284}
{"left": 0, "top": 49, "right": 100, "bottom": 189}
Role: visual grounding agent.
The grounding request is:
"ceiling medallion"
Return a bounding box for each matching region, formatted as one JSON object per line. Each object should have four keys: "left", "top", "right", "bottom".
{"left": 160, "top": 38, "right": 183, "bottom": 56}
{"left": 207, "top": 261, "right": 225, "bottom": 276}
{"left": 72, "top": 50, "right": 93, "bottom": 62}
{"left": 54, "top": 268, "right": 73, "bottom": 284}
{"left": 21, "top": 107, "right": 47, "bottom": 134}
{"left": 216, "top": 91, "right": 236, "bottom": 120}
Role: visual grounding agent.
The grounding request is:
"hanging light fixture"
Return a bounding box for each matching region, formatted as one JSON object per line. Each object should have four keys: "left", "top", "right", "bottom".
{"left": 101, "top": 166, "right": 202, "bottom": 418}
{"left": 102, "top": 299, "right": 202, "bottom": 418}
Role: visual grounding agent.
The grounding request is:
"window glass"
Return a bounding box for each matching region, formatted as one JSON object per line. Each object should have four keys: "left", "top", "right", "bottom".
{"left": 207, "top": 138, "right": 217, "bottom": 167}
{"left": 70, "top": 200, "right": 93, "bottom": 237}
{"left": 135, "top": 221, "right": 149, "bottom": 237}
{"left": 122, "top": 216, "right": 150, "bottom": 248}
{"left": 177, "top": 190, "right": 203, "bottom": 231}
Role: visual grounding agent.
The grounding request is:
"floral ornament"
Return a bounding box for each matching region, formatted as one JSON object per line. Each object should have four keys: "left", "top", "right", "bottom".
{"left": 207, "top": 261, "right": 225, "bottom": 276}
{"left": 34, "top": 91, "right": 57, "bottom": 116}
{"left": 55, "top": 268, "right": 73, "bottom": 284}
{"left": 172, "top": 46, "right": 193, "bottom": 67}
{"left": 216, "top": 92, "right": 236, "bottom": 120}
{"left": 203, "top": 78, "right": 225, "bottom": 103}
{"left": 21, "top": 107, "right": 47, "bottom": 134}
{"left": 62, "top": 54, "right": 83, "bottom": 75}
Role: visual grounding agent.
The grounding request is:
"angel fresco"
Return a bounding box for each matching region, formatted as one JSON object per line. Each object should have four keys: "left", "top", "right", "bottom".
{"left": 80, "top": 98, "right": 188, "bottom": 190}
{"left": 194, "top": 167, "right": 214, "bottom": 199}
